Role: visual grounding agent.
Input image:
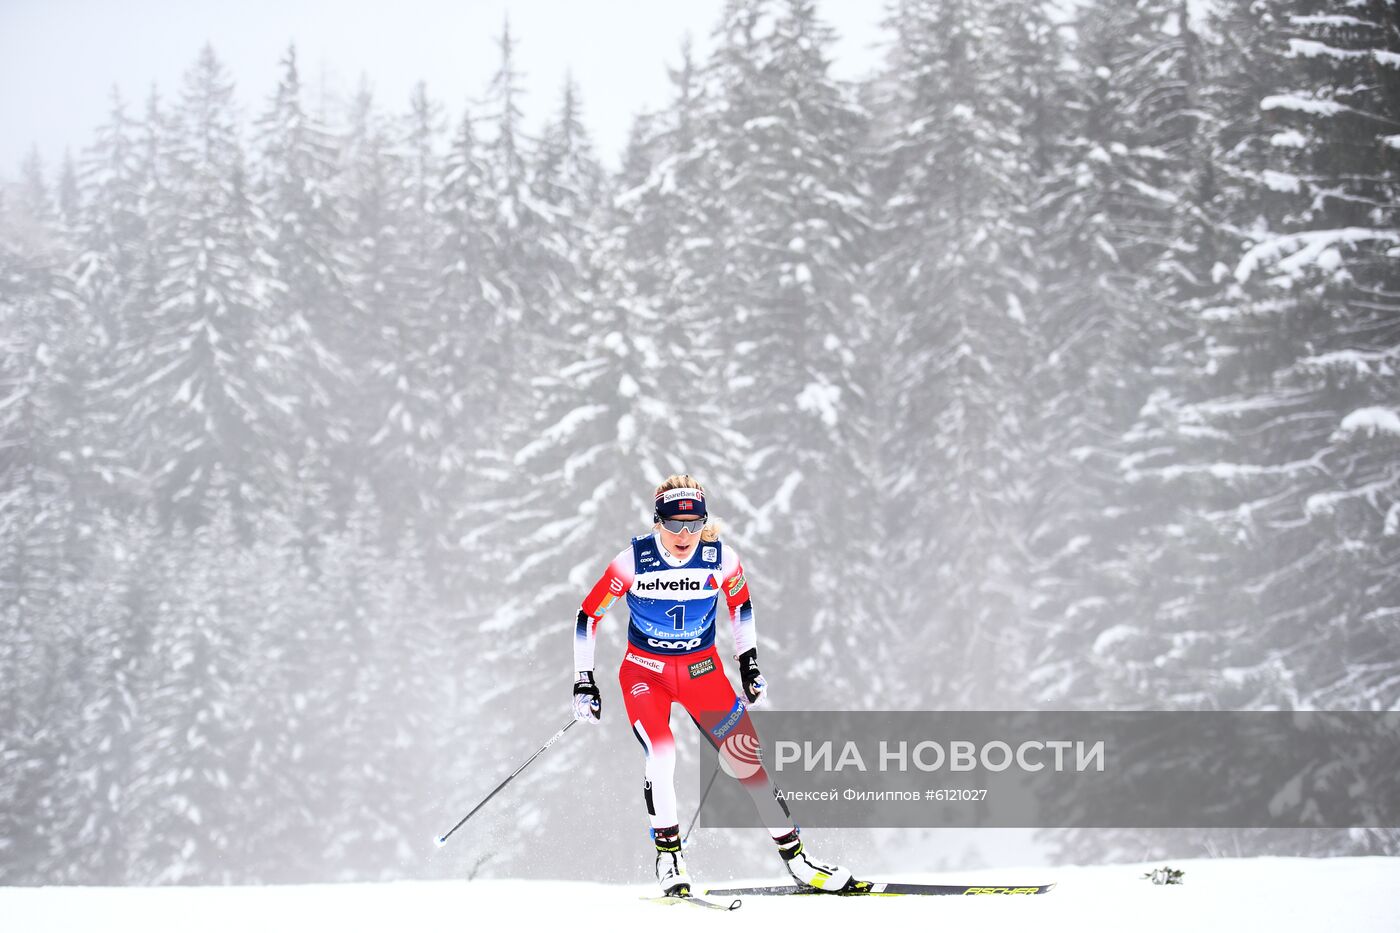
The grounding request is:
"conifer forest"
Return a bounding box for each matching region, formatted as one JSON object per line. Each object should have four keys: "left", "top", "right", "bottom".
{"left": 1, "top": 0, "right": 1397, "bottom": 884}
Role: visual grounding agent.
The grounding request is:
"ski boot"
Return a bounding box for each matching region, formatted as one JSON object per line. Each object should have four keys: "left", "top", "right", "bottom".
{"left": 653, "top": 825, "right": 692, "bottom": 896}
{"left": 774, "top": 829, "right": 856, "bottom": 892}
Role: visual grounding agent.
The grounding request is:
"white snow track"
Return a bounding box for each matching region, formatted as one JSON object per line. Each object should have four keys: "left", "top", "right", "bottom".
{"left": 5, "top": 857, "right": 1399, "bottom": 933}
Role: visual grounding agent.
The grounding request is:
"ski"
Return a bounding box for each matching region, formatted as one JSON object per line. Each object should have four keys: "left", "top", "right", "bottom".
{"left": 705, "top": 880, "right": 1054, "bottom": 897}
{"left": 643, "top": 893, "right": 744, "bottom": 910}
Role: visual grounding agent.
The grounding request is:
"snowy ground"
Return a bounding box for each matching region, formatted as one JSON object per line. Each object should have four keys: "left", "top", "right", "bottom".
{"left": 6, "top": 857, "right": 1399, "bottom": 933}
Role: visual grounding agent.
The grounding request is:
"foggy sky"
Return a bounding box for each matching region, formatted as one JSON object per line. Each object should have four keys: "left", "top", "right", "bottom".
{"left": 0, "top": 0, "right": 891, "bottom": 179}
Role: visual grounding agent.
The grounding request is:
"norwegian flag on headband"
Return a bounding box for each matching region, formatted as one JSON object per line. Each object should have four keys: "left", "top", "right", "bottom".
{"left": 656, "top": 487, "right": 706, "bottom": 517}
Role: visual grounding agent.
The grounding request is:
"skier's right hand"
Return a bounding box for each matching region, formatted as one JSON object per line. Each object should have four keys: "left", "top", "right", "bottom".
{"left": 572, "top": 671, "right": 601, "bottom": 723}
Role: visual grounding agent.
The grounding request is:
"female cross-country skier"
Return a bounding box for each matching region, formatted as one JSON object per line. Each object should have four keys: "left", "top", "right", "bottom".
{"left": 570, "top": 474, "right": 856, "bottom": 896}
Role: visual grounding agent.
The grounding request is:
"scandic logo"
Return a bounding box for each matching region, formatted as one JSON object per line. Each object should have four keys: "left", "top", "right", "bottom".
{"left": 626, "top": 652, "right": 666, "bottom": 673}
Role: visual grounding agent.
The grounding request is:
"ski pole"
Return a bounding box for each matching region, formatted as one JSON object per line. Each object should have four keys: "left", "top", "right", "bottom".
{"left": 683, "top": 759, "right": 722, "bottom": 846}
{"left": 435, "top": 719, "right": 578, "bottom": 847}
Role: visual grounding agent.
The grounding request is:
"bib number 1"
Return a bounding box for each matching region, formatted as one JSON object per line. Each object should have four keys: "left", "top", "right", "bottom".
{"left": 666, "top": 605, "right": 686, "bottom": 631}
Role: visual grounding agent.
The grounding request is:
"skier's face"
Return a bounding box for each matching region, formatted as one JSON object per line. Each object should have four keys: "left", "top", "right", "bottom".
{"left": 658, "top": 516, "right": 702, "bottom": 559}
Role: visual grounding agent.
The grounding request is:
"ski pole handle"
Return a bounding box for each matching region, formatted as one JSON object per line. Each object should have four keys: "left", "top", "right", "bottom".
{"left": 435, "top": 719, "right": 578, "bottom": 847}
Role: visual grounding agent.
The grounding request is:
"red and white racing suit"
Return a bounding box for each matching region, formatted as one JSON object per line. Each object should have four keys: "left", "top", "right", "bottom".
{"left": 575, "top": 532, "right": 792, "bottom": 834}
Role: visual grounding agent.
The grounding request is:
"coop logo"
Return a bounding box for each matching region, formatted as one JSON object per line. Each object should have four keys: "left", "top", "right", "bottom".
{"left": 636, "top": 577, "right": 702, "bottom": 593}
{"left": 647, "top": 636, "right": 704, "bottom": 651}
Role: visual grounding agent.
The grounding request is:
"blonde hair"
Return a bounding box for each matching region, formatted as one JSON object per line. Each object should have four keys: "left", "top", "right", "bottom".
{"left": 654, "top": 473, "right": 721, "bottom": 543}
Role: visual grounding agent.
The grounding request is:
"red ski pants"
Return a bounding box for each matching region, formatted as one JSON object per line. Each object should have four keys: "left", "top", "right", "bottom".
{"left": 618, "top": 643, "right": 792, "bottom": 835}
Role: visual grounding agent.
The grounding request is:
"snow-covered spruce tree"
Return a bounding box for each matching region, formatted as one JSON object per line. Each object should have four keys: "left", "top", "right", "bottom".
{"left": 347, "top": 522, "right": 450, "bottom": 880}
{"left": 296, "top": 481, "right": 454, "bottom": 881}
{"left": 1222, "top": 1, "right": 1399, "bottom": 717}
{"left": 1111, "top": 0, "right": 1399, "bottom": 713}
{"left": 681, "top": 0, "right": 875, "bottom": 707}
{"left": 334, "top": 82, "right": 401, "bottom": 517}
{"left": 611, "top": 37, "right": 749, "bottom": 445}
{"left": 870, "top": 0, "right": 1042, "bottom": 708}
{"left": 453, "top": 72, "right": 629, "bottom": 877}
{"left": 56, "top": 151, "right": 81, "bottom": 233}
{"left": 13, "top": 147, "right": 57, "bottom": 254}
{"left": 69, "top": 88, "right": 143, "bottom": 431}
{"left": 116, "top": 46, "right": 291, "bottom": 532}
{"left": 421, "top": 99, "right": 505, "bottom": 578}
{"left": 2, "top": 129, "right": 148, "bottom": 883}
{"left": 477, "top": 17, "right": 551, "bottom": 372}
{"left": 492, "top": 73, "right": 612, "bottom": 602}
{"left": 1022, "top": 0, "right": 1256, "bottom": 863}
{"left": 0, "top": 210, "right": 80, "bottom": 883}
{"left": 532, "top": 75, "right": 608, "bottom": 237}
{"left": 236, "top": 484, "right": 437, "bottom": 882}
{"left": 1049, "top": 0, "right": 1400, "bottom": 864}
{"left": 443, "top": 21, "right": 558, "bottom": 585}
{"left": 0, "top": 147, "right": 139, "bottom": 879}
{"left": 357, "top": 81, "right": 450, "bottom": 539}
{"left": 1023, "top": 0, "right": 1214, "bottom": 710}
{"left": 124, "top": 480, "right": 259, "bottom": 882}
{"left": 235, "top": 488, "right": 329, "bottom": 881}
{"left": 1056, "top": 0, "right": 1297, "bottom": 713}
{"left": 3, "top": 151, "right": 100, "bottom": 585}
{"left": 488, "top": 80, "right": 770, "bottom": 879}
{"left": 251, "top": 45, "right": 352, "bottom": 526}
{"left": 1155, "top": 0, "right": 1394, "bottom": 708}
{"left": 608, "top": 38, "right": 742, "bottom": 484}
{"left": 44, "top": 508, "right": 158, "bottom": 884}
{"left": 55, "top": 88, "right": 165, "bottom": 571}
{"left": 116, "top": 86, "right": 182, "bottom": 500}
{"left": 611, "top": 41, "right": 696, "bottom": 303}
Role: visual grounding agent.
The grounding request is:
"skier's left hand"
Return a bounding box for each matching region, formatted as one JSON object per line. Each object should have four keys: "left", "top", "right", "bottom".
{"left": 738, "top": 648, "right": 767, "bottom": 706}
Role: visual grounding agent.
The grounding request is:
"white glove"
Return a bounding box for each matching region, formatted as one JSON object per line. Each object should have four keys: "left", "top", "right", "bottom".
{"left": 572, "top": 671, "right": 601, "bottom": 723}
{"left": 738, "top": 649, "right": 767, "bottom": 706}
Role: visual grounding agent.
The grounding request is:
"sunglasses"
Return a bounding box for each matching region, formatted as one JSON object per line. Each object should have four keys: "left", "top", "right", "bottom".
{"left": 656, "top": 514, "right": 706, "bottom": 534}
